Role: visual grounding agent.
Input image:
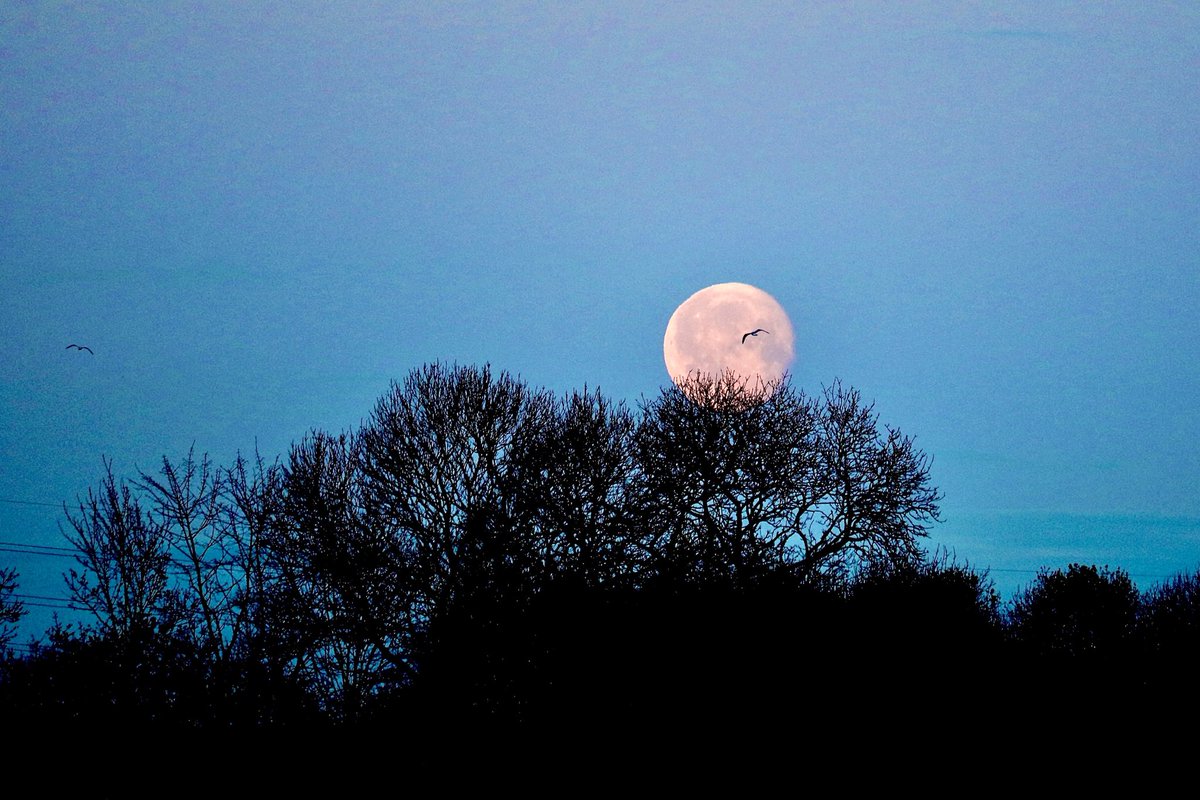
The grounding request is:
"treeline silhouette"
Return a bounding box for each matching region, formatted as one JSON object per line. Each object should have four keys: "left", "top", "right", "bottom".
{"left": 2, "top": 363, "right": 1198, "bottom": 731}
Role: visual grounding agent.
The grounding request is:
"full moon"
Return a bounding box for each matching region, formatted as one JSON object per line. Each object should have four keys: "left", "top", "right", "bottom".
{"left": 663, "top": 282, "right": 795, "bottom": 402}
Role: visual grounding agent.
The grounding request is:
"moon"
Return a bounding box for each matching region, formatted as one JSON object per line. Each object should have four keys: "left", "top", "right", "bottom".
{"left": 663, "top": 282, "right": 795, "bottom": 403}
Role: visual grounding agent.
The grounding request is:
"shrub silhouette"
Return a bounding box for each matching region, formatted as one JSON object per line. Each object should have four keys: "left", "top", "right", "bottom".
{"left": 1004, "top": 563, "right": 1141, "bottom": 710}
{"left": 849, "top": 554, "right": 1001, "bottom": 655}
{"left": 1008, "top": 563, "right": 1139, "bottom": 659}
{"left": 1138, "top": 568, "right": 1200, "bottom": 702}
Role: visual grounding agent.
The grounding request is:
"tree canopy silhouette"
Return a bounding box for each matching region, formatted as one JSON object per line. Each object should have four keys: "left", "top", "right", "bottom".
{"left": 7, "top": 362, "right": 976, "bottom": 728}
{"left": 62, "top": 461, "right": 172, "bottom": 640}
{"left": 636, "top": 371, "right": 942, "bottom": 586}
{"left": 1007, "top": 563, "right": 1139, "bottom": 660}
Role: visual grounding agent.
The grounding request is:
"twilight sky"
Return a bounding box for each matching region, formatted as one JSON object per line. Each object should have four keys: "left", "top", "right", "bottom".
{"left": 2, "top": 3, "right": 1198, "bottom": 640}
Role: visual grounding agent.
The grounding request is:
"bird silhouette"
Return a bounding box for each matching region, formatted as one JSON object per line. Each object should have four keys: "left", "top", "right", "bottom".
{"left": 741, "top": 329, "right": 770, "bottom": 344}
{"left": 66, "top": 344, "right": 94, "bottom": 355}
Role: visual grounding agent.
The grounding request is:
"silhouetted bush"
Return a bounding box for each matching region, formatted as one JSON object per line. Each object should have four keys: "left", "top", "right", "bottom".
{"left": 1137, "top": 568, "right": 1200, "bottom": 702}
{"left": 1008, "top": 563, "right": 1139, "bottom": 658}
{"left": 849, "top": 554, "right": 1002, "bottom": 660}
{"left": 1004, "top": 563, "right": 1140, "bottom": 708}
{"left": 0, "top": 620, "right": 319, "bottom": 731}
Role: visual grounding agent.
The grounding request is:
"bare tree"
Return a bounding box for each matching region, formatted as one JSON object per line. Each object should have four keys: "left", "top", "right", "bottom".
{"left": 261, "top": 364, "right": 654, "bottom": 718}
{"left": 62, "top": 460, "right": 172, "bottom": 638}
{"left": 517, "top": 386, "right": 642, "bottom": 588}
{"left": 635, "top": 372, "right": 941, "bottom": 585}
{"left": 132, "top": 446, "right": 313, "bottom": 720}
{"left": 268, "top": 430, "right": 408, "bottom": 718}
{"left": 222, "top": 450, "right": 285, "bottom": 664}
{"left": 802, "top": 379, "right": 942, "bottom": 574}
{"left": 356, "top": 362, "right": 556, "bottom": 621}
{"left": 135, "top": 447, "right": 232, "bottom": 660}
{"left": 27, "top": 362, "right": 965, "bottom": 726}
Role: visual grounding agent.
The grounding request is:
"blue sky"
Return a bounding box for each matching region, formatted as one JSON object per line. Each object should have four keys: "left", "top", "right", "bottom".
{"left": 3, "top": 3, "right": 1198, "bottom": 639}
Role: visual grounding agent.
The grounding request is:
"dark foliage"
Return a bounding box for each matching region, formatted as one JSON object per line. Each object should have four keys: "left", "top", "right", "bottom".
{"left": 0, "top": 621, "right": 317, "bottom": 731}
{"left": 1007, "top": 563, "right": 1139, "bottom": 659}
{"left": 849, "top": 552, "right": 1002, "bottom": 662}
{"left": 1003, "top": 563, "right": 1142, "bottom": 711}
{"left": 1137, "top": 568, "right": 1200, "bottom": 703}
{"left": 6, "top": 362, "right": 1196, "bottom": 730}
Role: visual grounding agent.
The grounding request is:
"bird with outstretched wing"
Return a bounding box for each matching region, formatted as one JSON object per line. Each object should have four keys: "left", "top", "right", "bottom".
{"left": 741, "top": 329, "right": 769, "bottom": 344}
{"left": 66, "top": 344, "right": 94, "bottom": 355}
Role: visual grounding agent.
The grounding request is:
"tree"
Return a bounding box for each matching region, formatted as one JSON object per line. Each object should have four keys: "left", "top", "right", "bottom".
{"left": 268, "top": 429, "right": 405, "bottom": 718}
{"left": 62, "top": 459, "right": 173, "bottom": 639}
{"left": 221, "top": 448, "right": 317, "bottom": 723}
{"left": 1136, "top": 568, "right": 1200, "bottom": 702}
{"left": 135, "top": 447, "right": 234, "bottom": 661}
{"left": 1003, "top": 563, "right": 1143, "bottom": 711}
{"left": 1140, "top": 568, "right": 1200, "bottom": 654}
{"left": 516, "top": 386, "right": 642, "bottom": 588}
{"left": 133, "top": 446, "right": 311, "bottom": 723}
{"left": 846, "top": 549, "right": 1003, "bottom": 692}
{"left": 0, "top": 567, "right": 24, "bottom": 654}
{"left": 1007, "top": 563, "right": 1139, "bottom": 659}
{"left": 34, "top": 362, "right": 957, "bottom": 727}
{"left": 50, "top": 450, "right": 319, "bottom": 726}
{"left": 56, "top": 461, "right": 228, "bottom": 725}
{"left": 634, "top": 372, "right": 942, "bottom": 586}
{"left": 356, "top": 363, "right": 557, "bottom": 619}
{"left": 352, "top": 363, "right": 562, "bottom": 720}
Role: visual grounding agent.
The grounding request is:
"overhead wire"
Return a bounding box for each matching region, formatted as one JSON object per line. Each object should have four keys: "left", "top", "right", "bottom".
{"left": 0, "top": 540, "right": 76, "bottom": 553}
{"left": 0, "top": 546, "right": 77, "bottom": 559}
{"left": 0, "top": 498, "right": 62, "bottom": 508}
{"left": 11, "top": 592, "right": 77, "bottom": 603}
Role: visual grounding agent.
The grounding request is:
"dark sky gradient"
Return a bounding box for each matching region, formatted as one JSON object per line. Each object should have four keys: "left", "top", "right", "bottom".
{"left": 3, "top": 3, "right": 1198, "bottom": 639}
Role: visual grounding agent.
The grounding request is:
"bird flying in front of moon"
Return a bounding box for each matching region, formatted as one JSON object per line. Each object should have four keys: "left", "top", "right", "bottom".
{"left": 66, "top": 344, "right": 94, "bottom": 355}
{"left": 663, "top": 282, "right": 794, "bottom": 403}
{"left": 741, "top": 328, "right": 770, "bottom": 344}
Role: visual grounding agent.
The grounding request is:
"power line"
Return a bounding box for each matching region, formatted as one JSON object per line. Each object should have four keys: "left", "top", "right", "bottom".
{"left": 15, "top": 600, "right": 81, "bottom": 610}
{"left": 12, "top": 592, "right": 75, "bottom": 603}
{"left": 0, "top": 498, "right": 61, "bottom": 508}
{"left": 0, "top": 540, "right": 76, "bottom": 553}
{"left": 0, "top": 546, "right": 77, "bottom": 561}
{"left": 8, "top": 594, "right": 87, "bottom": 611}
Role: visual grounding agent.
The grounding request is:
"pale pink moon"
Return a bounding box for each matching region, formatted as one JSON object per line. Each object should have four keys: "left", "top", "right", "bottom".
{"left": 663, "top": 282, "right": 795, "bottom": 394}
